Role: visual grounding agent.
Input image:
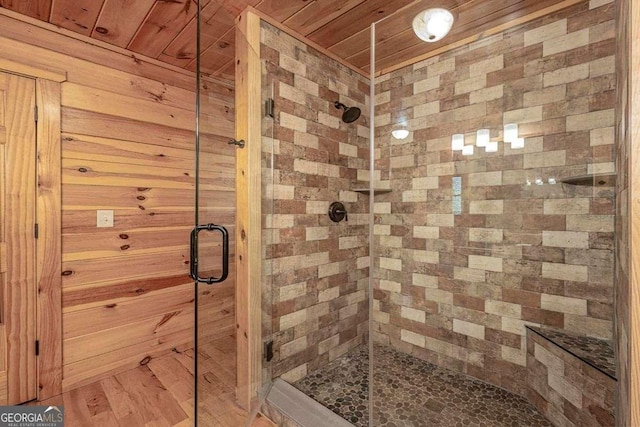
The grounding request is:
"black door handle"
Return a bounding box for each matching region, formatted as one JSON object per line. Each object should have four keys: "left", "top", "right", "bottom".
{"left": 190, "top": 223, "right": 229, "bottom": 284}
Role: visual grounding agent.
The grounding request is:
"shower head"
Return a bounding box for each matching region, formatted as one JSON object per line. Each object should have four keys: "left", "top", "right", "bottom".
{"left": 334, "top": 101, "right": 361, "bottom": 123}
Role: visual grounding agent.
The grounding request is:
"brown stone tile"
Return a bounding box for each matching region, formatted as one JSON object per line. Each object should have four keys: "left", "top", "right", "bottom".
{"left": 522, "top": 307, "right": 564, "bottom": 328}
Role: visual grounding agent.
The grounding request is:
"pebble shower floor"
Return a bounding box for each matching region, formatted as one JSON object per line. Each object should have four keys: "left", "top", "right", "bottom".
{"left": 294, "top": 345, "right": 551, "bottom": 427}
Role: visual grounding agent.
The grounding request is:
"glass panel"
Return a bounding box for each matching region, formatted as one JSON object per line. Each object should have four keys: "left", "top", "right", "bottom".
{"left": 195, "top": 2, "right": 239, "bottom": 424}
{"left": 259, "top": 18, "right": 372, "bottom": 426}
{"left": 259, "top": 53, "right": 275, "bottom": 404}
{"left": 372, "top": 1, "right": 614, "bottom": 425}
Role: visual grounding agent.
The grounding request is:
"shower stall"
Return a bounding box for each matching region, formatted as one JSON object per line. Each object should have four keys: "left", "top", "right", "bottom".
{"left": 194, "top": 0, "right": 621, "bottom": 425}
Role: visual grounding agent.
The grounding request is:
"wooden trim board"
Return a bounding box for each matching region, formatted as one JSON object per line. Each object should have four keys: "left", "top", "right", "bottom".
{"left": 35, "top": 79, "right": 62, "bottom": 401}
{"left": 630, "top": 0, "right": 640, "bottom": 424}
{"left": 235, "top": 9, "right": 263, "bottom": 411}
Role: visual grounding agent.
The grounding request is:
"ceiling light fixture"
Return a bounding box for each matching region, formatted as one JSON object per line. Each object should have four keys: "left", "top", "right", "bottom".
{"left": 412, "top": 8, "right": 455, "bottom": 43}
{"left": 392, "top": 129, "right": 410, "bottom": 139}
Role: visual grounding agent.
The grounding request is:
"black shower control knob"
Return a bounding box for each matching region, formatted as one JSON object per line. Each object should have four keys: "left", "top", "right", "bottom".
{"left": 328, "top": 202, "right": 348, "bottom": 223}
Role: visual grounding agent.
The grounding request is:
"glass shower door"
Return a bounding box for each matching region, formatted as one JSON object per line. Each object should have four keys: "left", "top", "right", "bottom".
{"left": 193, "top": 2, "right": 239, "bottom": 425}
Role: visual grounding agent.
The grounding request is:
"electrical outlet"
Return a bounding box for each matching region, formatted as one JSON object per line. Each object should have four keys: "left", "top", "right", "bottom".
{"left": 97, "top": 210, "right": 114, "bottom": 228}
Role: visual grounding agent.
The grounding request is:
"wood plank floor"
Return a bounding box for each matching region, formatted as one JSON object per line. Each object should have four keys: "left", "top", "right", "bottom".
{"left": 26, "top": 334, "right": 267, "bottom": 426}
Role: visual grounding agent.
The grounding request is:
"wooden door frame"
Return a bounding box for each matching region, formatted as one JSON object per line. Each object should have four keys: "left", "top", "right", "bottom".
{"left": 235, "top": 9, "right": 263, "bottom": 411}
{"left": 628, "top": 0, "right": 640, "bottom": 423}
{"left": 0, "top": 64, "right": 63, "bottom": 402}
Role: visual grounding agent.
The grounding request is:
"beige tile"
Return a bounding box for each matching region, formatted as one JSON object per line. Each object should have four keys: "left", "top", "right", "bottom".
{"left": 413, "top": 249, "right": 439, "bottom": 264}
{"left": 279, "top": 308, "right": 307, "bottom": 330}
{"left": 279, "top": 282, "right": 307, "bottom": 301}
{"left": 380, "top": 257, "right": 402, "bottom": 271}
{"left": 566, "top": 215, "right": 614, "bottom": 232}
{"left": 454, "top": 267, "right": 486, "bottom": 283}
{"left": 380, "top": 279, "right": 401, "bottom": 293}
{"left": 280, "top": 364, "right": 307, "bottom": 383}
{"left": 469, "top": 55, "right": 504, "bottom": 76}
{"left": 412, "top": 176, "right": 440, "bottom": 189}
{"left": 564, "top": 315, "right": 613, "bottom": 339}
{"left": 453, "top": 319, "right": 485, "bottom": 340}
{"left": 339, "top": 303, "right": 358, "bottom": 320}
{"left": 501, "top": 344, "right": 526, "bottom": 367}
{"left": 401, "top": 306, "right": 426, "bottom": 323}
{"left": 375, "top": 90, "right": 391, "bottom": 105}
{"left": 470, "top": 85, "right": 504, "bottom": 104}
{"left": 454, "top": 103, "right": 487, "bottom": 121}
{"left": 589, "top": 20, "right": 615, "bottom": 44}
{"left": 426, "top": 289, "right": 454, "bottom": 304}
{"left": 318, "top": 286, "right": 340, "bottom": 303}
{"left": 318, "top": 335, "right": 340, "bottom": 354}
{"left": 455, "top": 75, "right": 486, "bottom": 95}
{"left": 502, "top": 318, "right": 536, "bottom": 336}
{"left": 470, "top": 200, "right": 504, "bottom": 214}
{"left": 503, "top": 106, "right": 543, "bottom": 124}
{"left": 373, "top": 309, "right": 390, "bottom": 325}
{"left": 469, "top": 228, "right": 504, "bottom": 243}
{"left": 318, "top": 262, "right": 341, "bottom": 278}
{"left": 280, "top": 336, "right": 307, "bottom": 358}
{"left": 427, "top": 162, "right": 454, "bottom": 176}
{"left": 374, "top": 202, "right": 391, "bottom": 214}
{"left": 543, "top": 29, "right": 589, "bottom": 56}
{"left": 294, "top": 75, "right": 318, "bottom": 96}
{"left": 402, "top": 190, "right": 429, "bottom": 203}
{"left": 566, "top": 109, "right": 615, "bottom": 131}
{"left": 524, "top": 19, "right": 567, "bottom": 46}
{"left": 427, "top": 214, "right": 454, "bottom": 227}
{"left": 279, "top": 82, "right": 306, "bottom": 104}
{"left": 468, "top": 171, "right": 502, "bottom": 186}
{"left": 589, "top": 0, "right": 613, "bottom": 8}
{"left": 401, "top": 329, "right": 426, "bottom": 347}
{"left": 590, "top": 127, "right": 615, "bottom": 146}
{"left": 543, "top": 198, "right": 590, "bottom": 214}
{"left": 468, "top": 255, "right": 503, "bottom": 272}
{"left": 534, "top": 342, "right": 563, "bottom": 373}
{"left": 391, "top": 154, "right": 415, "bottom": 169}
{"left": 280, "top": 112, "right": 307, "bottom": 132}
{"left": 542, "top": 262, "right": 588, "bottom": 282}
{"left": 428, "top": 58, "right": 455, "bottom": 77}
{"left": 523, "top": 150, "right": 566, "bottom": 169}
{"left": 414, "top": 101, "right": 440, "bottom": 117}
{"left": 590, "top": 55, "right": 615, "bottom": 78}
{"left": 588, "top": 162, "right": 615, "bottom": 175}
{"left": 542, "top": 231, "right": 589, "bottom": 248}
{"left": 412, "top": 273, "right": 439, "bottom": 288}
{"left": 541, "top": 294, "right": 588, "bottom": 315}
{"left": 523, "top": 85, "right": 566, "bottom": 107}
{"left": 414, "top": 226, "right": 439, "bottom": 239}
{"left": 549, "top": 374, "right": 583, "bottom": 409}
{"left": 486, "top": 300, "right": 521, "bottom": 318}
{"left": 413, "top": 75, "right": 440, "bottom": 94}
{"left": 280, "top": 54, "right": 306, "bottom": 75}
{"left": 544, "top": 64, "right": 589, "bottom": 87}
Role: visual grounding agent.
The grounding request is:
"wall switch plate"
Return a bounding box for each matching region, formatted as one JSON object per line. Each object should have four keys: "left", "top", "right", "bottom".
{"left": 97, "top": 210, "right": 114, "bottom": 228}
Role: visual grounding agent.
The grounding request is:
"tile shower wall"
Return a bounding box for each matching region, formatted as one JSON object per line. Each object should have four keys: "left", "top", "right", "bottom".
{"left": 373, "top": 0, "right": 615, "bottom": 395}
{"left": 260, "top": 21, "right": 371, "bottom": 382}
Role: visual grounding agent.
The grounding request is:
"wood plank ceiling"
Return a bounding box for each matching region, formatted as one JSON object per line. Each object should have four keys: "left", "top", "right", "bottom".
{"left": 0, "top": 0, "right": 577, "bottom": 81}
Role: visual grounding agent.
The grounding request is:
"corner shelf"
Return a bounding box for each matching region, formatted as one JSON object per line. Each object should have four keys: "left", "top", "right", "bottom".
{"left": 352, "top": 188, "right": 392, "bottom": 195}
{"left": 558, "top": 173, "right": 616, "bottom": 187}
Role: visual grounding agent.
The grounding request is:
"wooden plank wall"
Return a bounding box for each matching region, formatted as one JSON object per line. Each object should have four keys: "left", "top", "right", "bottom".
{"left": 0, "top": 10, "right": 236, "bottom": 392}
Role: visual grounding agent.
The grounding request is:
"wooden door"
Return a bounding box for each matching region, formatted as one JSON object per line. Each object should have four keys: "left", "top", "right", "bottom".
{"left": 0, "top": 72, "right": 38, "bottom": 405}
